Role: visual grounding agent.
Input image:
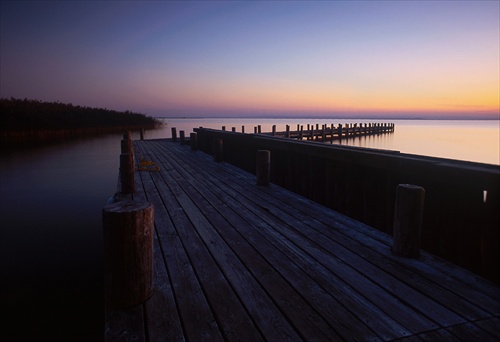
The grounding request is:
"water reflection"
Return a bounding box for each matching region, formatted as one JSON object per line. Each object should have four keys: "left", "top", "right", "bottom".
{"left": 0, "top": 135, "right": 122, "bottom": 340}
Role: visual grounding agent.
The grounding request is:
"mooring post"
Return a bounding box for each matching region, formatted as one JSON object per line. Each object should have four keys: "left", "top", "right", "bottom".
{"left": 286, "top": 125, "right": 290, "bottom": 138}
{"left": 258, "top": 125, "right": 262, "bottom": 134}
{"left": 121, "top": 131, "right": 132, "bottom": 154}
{"left": 242, "top": 126, "right": 245, "bottom": 133}
{"left": 232, "top": 127, "right": 236, "bottom": 132}
{"left": 272, "top": 125, "right": 276, "bottom": 136}
{"left": 179, "top": 130, "right": 185, "bottom": 144}
{"left": 171, "top": 127, "right": 177, "bottom": 142}
{"left": 256, "top": 150, "right": 270, "bottom": 186}
{"left": 214, "top": 138, "right": 223, "bottom": 162}
{"left": 140, "top": 128, "right": 145, "bottom": 140}
{"left": 102, "top": 200, "right": 154, "bottom": 308}
{"left": 190, "top": 132, "right": 198, "bottom": 151}
{"left": 392, "top": 184, "right": 425, "bottom": 258}
{"left": 120, "top": 152, "right": 135, "bottom": 194}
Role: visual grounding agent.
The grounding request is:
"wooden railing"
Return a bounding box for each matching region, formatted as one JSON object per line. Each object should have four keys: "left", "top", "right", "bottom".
{"left": 193, "top": 128, "right": 500, "bottom": 284}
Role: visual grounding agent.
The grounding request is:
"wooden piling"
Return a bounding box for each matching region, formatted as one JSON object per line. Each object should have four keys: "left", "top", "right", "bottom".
{"left": 171, "top": 127, "right": 177, "bottom": 142}
{"left": 190, "top": 132, "right": 198, "bottom": 151}
{"left": 120, "top": 152, "right": 135, "bottom": 194}
{"left": 272, "top": 125, "right": 276, "bottom": 136}
{"left": 392, "top": 184, "right": 425, "bottom": 258}
{"left": 179, "top": 130, "right": 185, "bottom": 144}
{"left": 121, "top": 132, "right": 132, "bottom": 154}
{"left": 140, "top": 128, "right": 145, "bottom": 140}
{"left": 102, "top": 200, "right": 154, "bottom": 308}
{"left": 214, "top": 138, "right": 223, "bottom": 162}
{"left": 256, "top": 150, "right": 270, "bottom": 186}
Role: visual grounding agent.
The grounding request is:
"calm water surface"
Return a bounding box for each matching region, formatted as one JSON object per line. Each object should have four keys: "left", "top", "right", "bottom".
{"left": 0, "top": 134, "right": 125, "bottom": 340}
{"left": 0, "top": 119, "right": 498, "bottom": 340}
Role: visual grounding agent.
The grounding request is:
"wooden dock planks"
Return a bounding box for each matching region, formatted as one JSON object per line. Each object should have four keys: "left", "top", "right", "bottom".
{"left": 105, "top": 138, "right": 500, "bottom": 341}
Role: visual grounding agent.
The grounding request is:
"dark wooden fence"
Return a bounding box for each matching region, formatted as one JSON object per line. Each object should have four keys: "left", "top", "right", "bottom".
{"left": 193, "top": 128, "right": 500, "bottom": 284}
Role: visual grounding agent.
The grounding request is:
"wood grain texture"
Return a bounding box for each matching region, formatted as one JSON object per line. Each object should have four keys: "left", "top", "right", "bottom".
{"left": 105, "top": 138, "right": 500, "bottom": 342}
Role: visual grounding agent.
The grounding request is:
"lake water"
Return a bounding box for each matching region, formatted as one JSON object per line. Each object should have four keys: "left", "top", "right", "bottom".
{"left": 0, "top": 119, "right": 498, "bottom": 340}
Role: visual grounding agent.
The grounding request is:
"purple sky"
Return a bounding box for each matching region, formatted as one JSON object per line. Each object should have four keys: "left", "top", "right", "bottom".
{"left": 1, "top": 1, "right": 499, "bottom": 118}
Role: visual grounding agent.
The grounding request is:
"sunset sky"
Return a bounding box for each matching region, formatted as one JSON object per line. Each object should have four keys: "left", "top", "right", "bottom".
{"left": 1, "top": 1, "right": 499, "bottom": 118}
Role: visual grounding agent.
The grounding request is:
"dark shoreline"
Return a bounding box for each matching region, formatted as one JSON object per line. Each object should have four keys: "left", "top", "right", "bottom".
{"left": 0, "top": 125, "right": 161, "bottom": 148}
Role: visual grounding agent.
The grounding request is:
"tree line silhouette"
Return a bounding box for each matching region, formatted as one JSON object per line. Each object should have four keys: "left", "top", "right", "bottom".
{"left": 1, "top": 98, "right": 162, "bottom": 144}
{"left": 1, "top": 97, "right": 161, "bottom": 130}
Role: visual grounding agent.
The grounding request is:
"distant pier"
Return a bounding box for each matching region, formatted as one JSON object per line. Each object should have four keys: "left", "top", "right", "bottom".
{"left": 214, "top": 121, "right": 395, "bottom": 142}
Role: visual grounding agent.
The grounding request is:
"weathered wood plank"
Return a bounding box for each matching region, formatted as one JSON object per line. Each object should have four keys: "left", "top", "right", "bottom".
{"left": 188, "top": 144, "right": 500, "bottom": 316}
{"left": 152, "top": 140, "right": 434, "bottom": 332}
{"left": 140, "top": 141, "right": 300, "bottom": 341}
{"left": 153, "top": 140, "right": 415, "bottom": 340}
{"left": 107, "top": 139, "right": 499, "bottom": 341}
{"left": 156, "top": 140, "right": 500, "bottom": 329}
{"left": 147, "top": 142, "right": 367, "bottom": 340}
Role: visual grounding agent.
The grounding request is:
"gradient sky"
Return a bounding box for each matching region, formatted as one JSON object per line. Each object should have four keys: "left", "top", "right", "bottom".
{"left": 1, "top": 1, "right": 499, "bottom": 118}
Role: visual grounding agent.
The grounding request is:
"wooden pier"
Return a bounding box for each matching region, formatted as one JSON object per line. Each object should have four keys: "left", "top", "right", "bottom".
{"left": 220, "top": 122, "right": 395, "bottom": 142}
{"left": 104, "top": 137, "right": 500, "bottom": 341}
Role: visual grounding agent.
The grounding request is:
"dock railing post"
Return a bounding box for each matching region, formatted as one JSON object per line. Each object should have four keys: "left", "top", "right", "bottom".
{"left": 190, "top": 132, "right": 198, "bottom": 151}
{"left": 256, "top": 150, "right": 270, "bottom": 186}
{"left": 121, "top": 131, "right": 132, "bottom": 154}
{"left": 171, "top": 127, "right": 177, "bottom": 142}
{"left": 392, "top": 184, "right": 425, "bottom": 258}
{"left": 102, "top": 200, "right": 154, "bottom": 308}
{"left": 214, "top": 138, "right": 223, "bottom": 162}
{"left": 120, "top": 152, "right": 135, "bottom": 195}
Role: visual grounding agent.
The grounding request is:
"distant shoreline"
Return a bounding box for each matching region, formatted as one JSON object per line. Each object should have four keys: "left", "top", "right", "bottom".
{"left": 157, "top": 116, "right": 499, "bottom": 121}
{"left": 0, "top": 98, "right": 163, "bottom": 146}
